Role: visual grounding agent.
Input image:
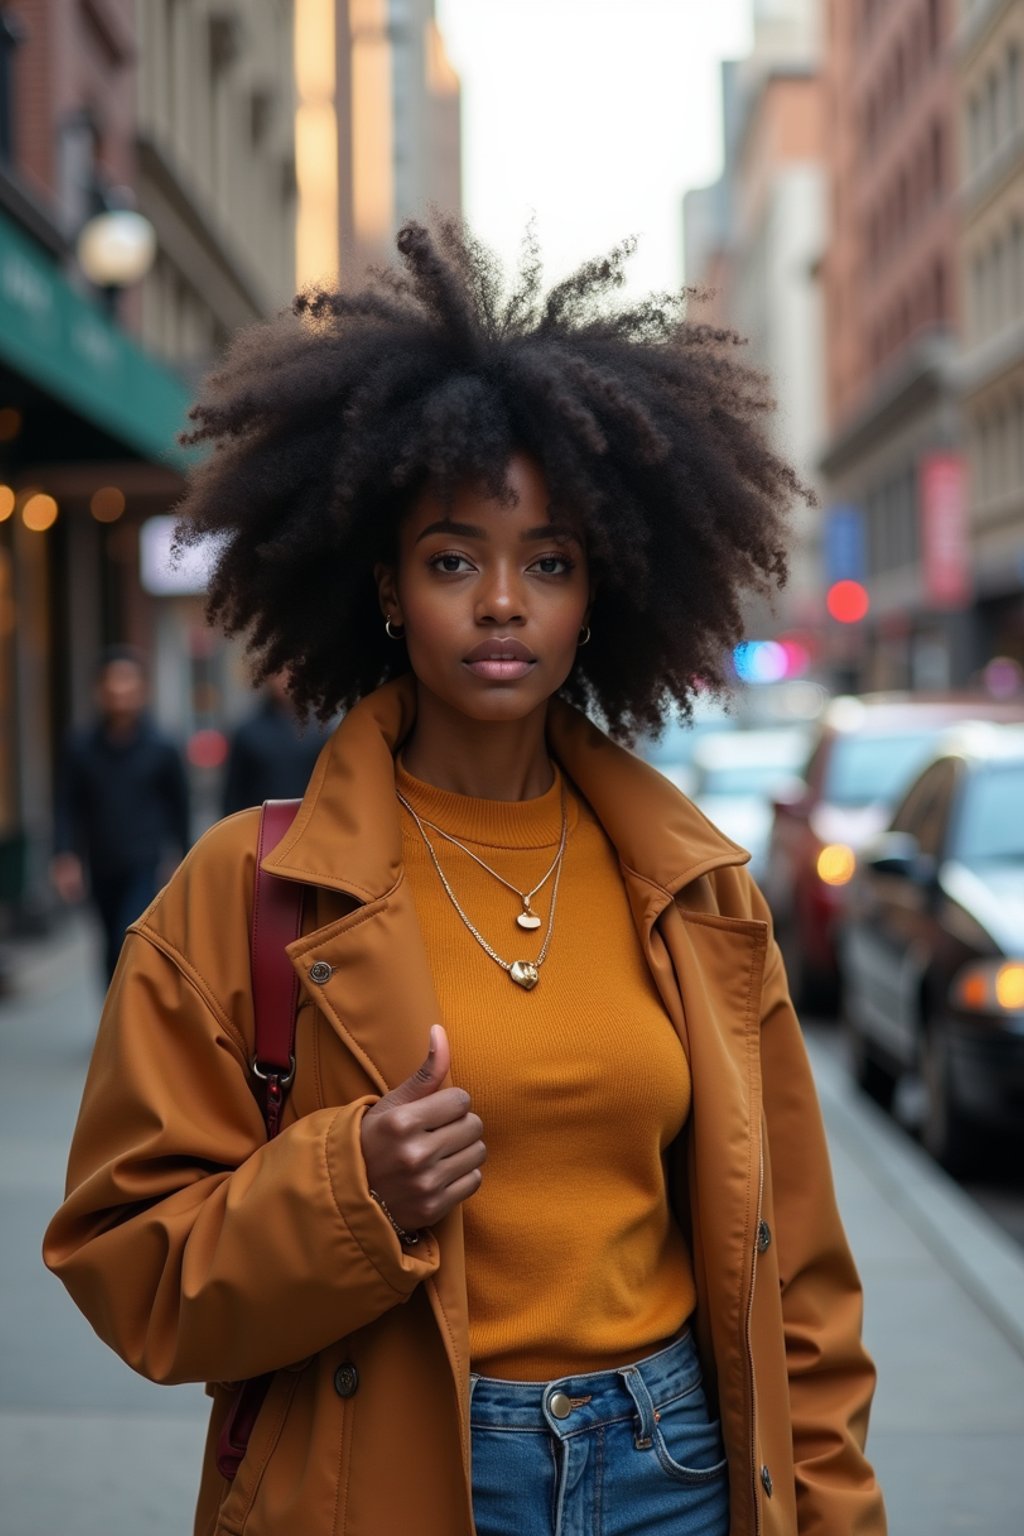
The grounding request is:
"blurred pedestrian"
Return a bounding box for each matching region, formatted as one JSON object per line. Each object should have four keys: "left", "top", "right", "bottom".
{"left": 46, "top": 223, "right": 885, "bottom": 1536}
{"left": 51, "top": 646, "right": 189, "bottom": 980}
{"left": 221, "top": 669, "right": 327, "bottom": 815}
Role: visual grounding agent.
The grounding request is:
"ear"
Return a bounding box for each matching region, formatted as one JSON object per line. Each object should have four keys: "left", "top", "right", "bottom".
{"left": 373, "top": 562, "right": 403, "bottom": 625}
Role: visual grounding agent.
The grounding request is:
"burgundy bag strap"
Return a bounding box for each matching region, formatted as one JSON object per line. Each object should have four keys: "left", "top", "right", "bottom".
{"left": 216, "top": 797, "right": 304, "bottom": 1484}
{"left": 249, "top": 798, "right": 304, "bottom": 1139}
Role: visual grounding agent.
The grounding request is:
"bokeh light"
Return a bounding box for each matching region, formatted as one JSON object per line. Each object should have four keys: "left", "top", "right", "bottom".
{"left": 733, "top": 639, "right": 788, "bottom": 684}
{"left": 186, "top": 729, "right": 229, "bottom": 770}
{"left": 827, "top": 580, "right": 870, "bottom": 623}
{"left": 90, "top": 486, "right": 126, "bottom": 523}
{"left": 0, "top": 407, "right": 23, "bottom": 442}
{"left": 21, "top": 493, "right": 59, "bottom": 532}
{"left": 0, "top": 486, "right": 15, "bottom": 522}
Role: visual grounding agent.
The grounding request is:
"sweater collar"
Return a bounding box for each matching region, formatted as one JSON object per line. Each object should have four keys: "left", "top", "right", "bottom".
{"left": 262, "top": 675, "right": 749, "bottom": 901}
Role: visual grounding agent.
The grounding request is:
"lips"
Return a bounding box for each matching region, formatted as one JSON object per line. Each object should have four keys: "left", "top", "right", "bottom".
{"left": 464, "top": 638, "right": 537, "bottom": 663}
{"left": 463, "top": 637, "right": 537, "bottom": 681}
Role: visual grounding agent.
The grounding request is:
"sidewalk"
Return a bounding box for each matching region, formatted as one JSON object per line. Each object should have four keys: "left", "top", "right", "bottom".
{"left": 2, "top": 924, "right": 1023, "bottom": 1534}
{"left": 807, "top": 1033, "right": 1024, "bottom": 1535}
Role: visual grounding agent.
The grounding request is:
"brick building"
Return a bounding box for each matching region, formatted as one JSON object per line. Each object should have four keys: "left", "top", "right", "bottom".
{"left": 955, "top": 0, "right": 1024, "bottom": 671}
{"left": 819, "top": 0, "right": 967, "bottom": 690}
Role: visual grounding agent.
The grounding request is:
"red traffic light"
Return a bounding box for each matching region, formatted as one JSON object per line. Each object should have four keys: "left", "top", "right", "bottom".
{"left": 827, "top": 579, "right": 869, "bottom": 624}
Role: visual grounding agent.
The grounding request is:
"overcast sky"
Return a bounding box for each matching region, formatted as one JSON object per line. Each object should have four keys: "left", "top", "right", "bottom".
{"left": 435, "top": 0, "right": 752, "bottom": 301}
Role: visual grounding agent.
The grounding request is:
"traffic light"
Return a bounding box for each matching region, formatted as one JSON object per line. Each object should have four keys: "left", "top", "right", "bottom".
{"left": 826, "top": 579, "right": 869, "bottom": 624}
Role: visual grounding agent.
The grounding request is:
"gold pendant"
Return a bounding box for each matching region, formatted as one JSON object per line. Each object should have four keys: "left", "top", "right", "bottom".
{"left": 509, "top": 960, "right": 539, "bottom": 990}
{"left": 517, "top": 906, "right": 542, "bottom": 930}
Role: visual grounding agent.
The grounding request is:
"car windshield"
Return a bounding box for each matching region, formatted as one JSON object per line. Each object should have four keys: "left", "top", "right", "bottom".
{"left": 956, "top": 763, "right": 1024, "bottom": 862}
{"left": 823, "top": 732, "right": 938, "bottom": 807}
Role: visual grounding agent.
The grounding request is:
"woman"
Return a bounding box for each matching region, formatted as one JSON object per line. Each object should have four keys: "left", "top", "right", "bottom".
{"left": 45, "top": 221, "right": 886, "bottom": 1536}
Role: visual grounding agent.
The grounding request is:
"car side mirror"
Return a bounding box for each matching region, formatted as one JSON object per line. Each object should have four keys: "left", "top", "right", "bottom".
{"left": 865, "top": 832, "right": 936, "bottom": 884}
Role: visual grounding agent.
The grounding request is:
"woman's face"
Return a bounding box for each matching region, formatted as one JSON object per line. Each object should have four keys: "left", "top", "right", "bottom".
{"left": 376, "top": 454, "right": 592, "bottom": 727}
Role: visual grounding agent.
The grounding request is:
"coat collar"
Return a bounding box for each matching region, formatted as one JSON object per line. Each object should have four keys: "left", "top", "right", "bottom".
{"left": 262, "top": 676, "right": 749, "bottom": 900}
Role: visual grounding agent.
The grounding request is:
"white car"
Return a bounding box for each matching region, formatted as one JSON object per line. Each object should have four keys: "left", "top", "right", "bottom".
{"left": 689, "top": 728, "right": 812, "bottom": 885}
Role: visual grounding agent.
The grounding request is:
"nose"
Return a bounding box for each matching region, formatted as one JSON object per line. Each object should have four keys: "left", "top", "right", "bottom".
{"left": 475, "top": 561, "right": 525, "bottom": 626}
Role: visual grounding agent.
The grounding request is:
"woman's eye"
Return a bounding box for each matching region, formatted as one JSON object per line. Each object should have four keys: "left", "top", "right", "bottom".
{"left": 430, "top": 552, "right": 473, "bottom": 574}
{"left": 531, "top": 555, "right": 574, "bottom": 576}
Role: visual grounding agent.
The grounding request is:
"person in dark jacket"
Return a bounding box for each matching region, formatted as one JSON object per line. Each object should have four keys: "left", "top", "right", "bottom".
{"left": 221, "top": 669, "right": 328, "bottom": 816}
{"left": 51, "top": 647, "right": 190, "bottom": 980}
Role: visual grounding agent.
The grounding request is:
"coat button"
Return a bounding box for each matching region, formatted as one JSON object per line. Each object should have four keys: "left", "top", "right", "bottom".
{"left": 761, "top": 1464, "right": 773, "bottom": 1498}
{"left": 309, "top": 960, "right": 333, "bottom": 984}
{"left": 333, "top": 1363, "right": 359, "bottom": 1398}
{"left": 756, "top": 1220, "right": 772, "bottom": 1254}
{"left": 547, "top": 1390, "right": 572, "bottom": 1419}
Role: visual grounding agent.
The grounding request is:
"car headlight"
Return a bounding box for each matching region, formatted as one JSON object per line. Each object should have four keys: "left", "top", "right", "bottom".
{"left": 951, "top": 960, "right": 1024, "bottom": 1015}
{"left": 816, "top": 844, "right": 856, "bottom": 886}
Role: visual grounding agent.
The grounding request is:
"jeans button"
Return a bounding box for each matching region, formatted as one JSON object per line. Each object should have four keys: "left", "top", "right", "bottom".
{"left": 548, "top": 1390, "right": 572, "bottom": 1419}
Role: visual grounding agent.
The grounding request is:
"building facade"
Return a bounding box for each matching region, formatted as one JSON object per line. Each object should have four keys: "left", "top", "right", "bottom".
{"left": 0, "top": 0, "right": 297, "bottom": 942}
{"left": 335, "top": 0, "right": 461, "bottom": 283}
{"left": 955, "top": 0, "right": 1024, "bottom": 671}
{"left": 684, "top": 1, "right": 828, "bottom": 658}
{"left": 819, "top": 0, "right": 966, "bottom": 691}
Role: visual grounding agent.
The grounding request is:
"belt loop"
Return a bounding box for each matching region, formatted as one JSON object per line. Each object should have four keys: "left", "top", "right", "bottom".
{"left": 618, "top": 1365, "right": 657, "bottom": 1451}
{"left": 468, "top": 1373, "right": 480, "bottom": 1408}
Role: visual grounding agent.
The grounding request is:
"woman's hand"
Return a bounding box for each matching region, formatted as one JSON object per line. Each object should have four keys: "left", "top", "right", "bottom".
{"left": 360, "top": 1025, "right": 485, "bottom": 1234}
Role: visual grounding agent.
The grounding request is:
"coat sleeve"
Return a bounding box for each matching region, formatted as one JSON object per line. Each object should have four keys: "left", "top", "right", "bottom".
{"left": 752, "top": 882, "right": 886, "bottom": 1536}
{"left": 43, "top": 887, "right": 439, "bottom": 1387}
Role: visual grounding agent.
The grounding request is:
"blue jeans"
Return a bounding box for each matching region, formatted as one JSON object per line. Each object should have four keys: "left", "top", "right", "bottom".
{"left": 470, "top": 1331, "right": 730, "bottom": 1536}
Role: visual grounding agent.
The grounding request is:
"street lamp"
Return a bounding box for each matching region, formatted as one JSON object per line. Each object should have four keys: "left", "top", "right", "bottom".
{"left": 76, "top": 205, "right": 157, "bottom": 290}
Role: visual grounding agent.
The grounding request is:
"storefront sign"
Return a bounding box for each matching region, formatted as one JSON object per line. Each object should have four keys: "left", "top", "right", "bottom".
{"left": 824, "top": 504, "right": 867, "bottom": 584}
{"left": 0, "top": 210, "right": 192, "bottom": 468}
{"left": 919, "top": 452, "right": 971, "bottom": 609}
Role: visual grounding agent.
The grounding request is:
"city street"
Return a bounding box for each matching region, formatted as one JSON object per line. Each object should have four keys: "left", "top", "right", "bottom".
{"left": 2, "top": 915, "right": 1024, "bottom": 1535}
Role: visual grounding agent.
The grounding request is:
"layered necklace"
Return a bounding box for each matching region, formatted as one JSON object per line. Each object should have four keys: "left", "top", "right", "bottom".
{"left": 396, "top": 783, "right": 568, "bottom": 991}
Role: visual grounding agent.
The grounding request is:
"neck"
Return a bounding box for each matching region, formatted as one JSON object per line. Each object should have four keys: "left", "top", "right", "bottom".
{"left": 401, "top": 685, "right": 555, "bottom": 801}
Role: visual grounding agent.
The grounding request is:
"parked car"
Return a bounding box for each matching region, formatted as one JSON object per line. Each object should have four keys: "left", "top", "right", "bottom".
{"left": 839, "top": 724, "right": 1024, "bottom": 1172}
{"left": 762, "top": 693, "right": 1024, "bottom": 1011}
{"left": 689, "top": 727, "right": 812, "bottom": 885}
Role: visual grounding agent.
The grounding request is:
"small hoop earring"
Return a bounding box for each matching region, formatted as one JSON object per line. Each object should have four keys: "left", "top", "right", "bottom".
{"left": 385, "top": 617, "right": 406, "bottom": 641}
{"left": 577, "top": 624, "right": 591, "bottom": 647}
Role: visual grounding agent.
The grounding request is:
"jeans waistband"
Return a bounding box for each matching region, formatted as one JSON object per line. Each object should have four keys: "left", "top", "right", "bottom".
{"left": 469, "top": 1330, "right": 700, "bottom": 1436}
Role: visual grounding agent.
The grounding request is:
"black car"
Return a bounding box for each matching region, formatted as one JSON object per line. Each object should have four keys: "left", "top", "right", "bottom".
{"left": 839, "top": 724, "right": 1024, "bottom": 1173}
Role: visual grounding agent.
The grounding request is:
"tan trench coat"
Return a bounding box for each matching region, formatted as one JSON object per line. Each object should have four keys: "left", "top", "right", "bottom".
{"left": 44, "top": 677, "right": 886, "bottom": 1536}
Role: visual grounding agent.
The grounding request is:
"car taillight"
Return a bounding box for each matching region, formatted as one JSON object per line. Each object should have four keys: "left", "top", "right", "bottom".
{"left": 951, "top": 961, "right": 1024, "bottom": 1015}
{"left": 816, "top": 844, "right": 856, "bottom": 886}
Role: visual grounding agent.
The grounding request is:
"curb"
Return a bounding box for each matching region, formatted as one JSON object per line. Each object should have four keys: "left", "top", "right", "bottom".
{"left": 808, "top": 1034, "right": 1024, "bottom": 1361}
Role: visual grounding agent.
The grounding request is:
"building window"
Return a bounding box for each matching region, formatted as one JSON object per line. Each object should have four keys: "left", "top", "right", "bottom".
{"left": 933, "top": 256, "right": 946, "bottom": 322}
{"left": 992, "top": 234, "right": 1005, "bottom": 325}
{"left": 927, "top": 0, "right": 941, "bottom": 60}
{"left": 987, "top": 69, "right": 1002, "bottom": 155}
{"left": 930, "top": 121, "right": 944, "bottom": 200}
{"left": 968, "top": 94, "right": 981, "bottom": 173}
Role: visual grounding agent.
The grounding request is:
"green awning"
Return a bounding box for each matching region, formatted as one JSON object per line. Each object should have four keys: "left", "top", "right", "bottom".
{"left": 0, "top": 209, "right": 193, "bottom": 470}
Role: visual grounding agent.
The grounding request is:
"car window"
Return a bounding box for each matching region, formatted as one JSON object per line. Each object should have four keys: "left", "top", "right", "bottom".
{"left": 909, "top": 761, "right": 959, "bottom": 859}
{"left": 822, "top": 731, "right": 939, "bottom": 807}
{"left": 954, "top": 763, "right": 1024, "bottom": 862}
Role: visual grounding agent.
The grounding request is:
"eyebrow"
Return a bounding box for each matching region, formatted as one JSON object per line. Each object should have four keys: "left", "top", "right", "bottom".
{"left": 414, "top": 519, "right": 581, "bottom": 545}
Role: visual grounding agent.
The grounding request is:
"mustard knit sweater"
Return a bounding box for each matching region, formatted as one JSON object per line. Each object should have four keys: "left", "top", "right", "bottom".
{"left": 396, "top": 759, "right": 696, "bottom": 1380}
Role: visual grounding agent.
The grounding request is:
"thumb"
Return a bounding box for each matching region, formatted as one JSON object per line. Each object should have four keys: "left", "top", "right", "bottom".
{"left": 383, "top": 1024, "right": 450, "bottom": 1108}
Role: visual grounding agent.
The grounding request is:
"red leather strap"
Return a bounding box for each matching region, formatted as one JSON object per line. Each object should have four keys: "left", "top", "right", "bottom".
{"left": 216, "top": 799, "right": 304, "bottom": 1483}
{"left": 250, "top": 799, "right": 303, "bottom": 1135}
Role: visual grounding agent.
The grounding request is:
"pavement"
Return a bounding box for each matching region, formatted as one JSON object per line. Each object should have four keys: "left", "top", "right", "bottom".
{"left": 2, "top": 915, "right": 1024, "bottom": 1535}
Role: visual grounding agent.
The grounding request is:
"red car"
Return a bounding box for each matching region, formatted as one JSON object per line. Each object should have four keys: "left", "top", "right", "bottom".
{"left": 762, "top": 693, "right": 1024, "bottom": 1011}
